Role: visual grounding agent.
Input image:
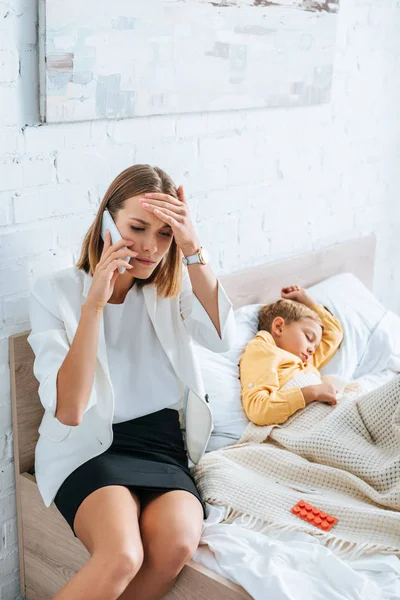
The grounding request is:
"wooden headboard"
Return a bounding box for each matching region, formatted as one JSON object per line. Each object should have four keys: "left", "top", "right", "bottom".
{"left": 9, "top": 235, "right": 376, "bottom": 477}
{"left": 220, "top": 235, "right": 376, "bottom": 309}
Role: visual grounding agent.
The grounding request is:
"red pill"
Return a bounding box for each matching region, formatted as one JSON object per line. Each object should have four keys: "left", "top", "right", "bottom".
{"left": 327, "top": 516, "right": 335, "bottom": 523}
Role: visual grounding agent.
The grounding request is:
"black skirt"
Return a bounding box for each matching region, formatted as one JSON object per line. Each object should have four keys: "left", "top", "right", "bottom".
{"left": 54, "top": 408, "right": 206, "bottom": 537}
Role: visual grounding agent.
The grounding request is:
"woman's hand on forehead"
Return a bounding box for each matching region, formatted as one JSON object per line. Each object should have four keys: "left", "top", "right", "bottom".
{"left": 139, "top": 186, "right": 199, "bottom": 257}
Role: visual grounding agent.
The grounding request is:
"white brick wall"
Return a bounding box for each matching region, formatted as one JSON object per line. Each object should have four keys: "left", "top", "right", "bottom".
{"left": 1, "top": 0, "right": 400, "bottom": 598}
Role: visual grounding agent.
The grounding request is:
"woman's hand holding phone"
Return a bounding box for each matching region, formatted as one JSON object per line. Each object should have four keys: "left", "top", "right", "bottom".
{"left": 84, "top": 230, "right": 138, "bottom": 311}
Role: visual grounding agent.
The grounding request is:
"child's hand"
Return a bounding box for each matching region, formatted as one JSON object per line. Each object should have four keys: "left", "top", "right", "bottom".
{"left": 281, "top": 285, "right": 315, "bottom": 308}
{"left": 302, "top": 383, "right": 338, "bottom": 406}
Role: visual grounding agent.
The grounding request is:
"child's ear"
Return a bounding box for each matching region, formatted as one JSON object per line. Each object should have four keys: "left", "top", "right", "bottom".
{"left": 271, "top": 316, "right": 285, "bottom": 337}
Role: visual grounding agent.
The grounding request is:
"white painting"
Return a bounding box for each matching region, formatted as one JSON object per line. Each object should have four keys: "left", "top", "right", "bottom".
{"left": 39, "top": 0, "right": 340, "bottom": 123}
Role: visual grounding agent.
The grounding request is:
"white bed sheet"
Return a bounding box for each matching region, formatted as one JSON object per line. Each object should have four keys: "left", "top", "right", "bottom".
{"left": 193, "top": 372, "right": 400, "bottom": 600}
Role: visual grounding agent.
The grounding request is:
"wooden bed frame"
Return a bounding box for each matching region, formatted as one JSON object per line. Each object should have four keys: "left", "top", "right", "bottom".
{"left": 9, "top": 235, "right": 376, "bottom": 600}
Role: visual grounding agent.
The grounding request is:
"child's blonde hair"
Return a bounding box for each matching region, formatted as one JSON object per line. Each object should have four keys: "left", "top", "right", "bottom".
{"left": 258, "top": 299, "right": 323, "bottom": 333}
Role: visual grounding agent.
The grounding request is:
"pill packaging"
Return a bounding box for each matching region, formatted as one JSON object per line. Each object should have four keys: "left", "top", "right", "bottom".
{"left": 291, "top": 500, "right": 338, "bottom": 532}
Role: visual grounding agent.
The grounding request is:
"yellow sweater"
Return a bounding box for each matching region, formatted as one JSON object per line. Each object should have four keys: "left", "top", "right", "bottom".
{"left": 239, "top": 304, "right": 343, "bottom": 426}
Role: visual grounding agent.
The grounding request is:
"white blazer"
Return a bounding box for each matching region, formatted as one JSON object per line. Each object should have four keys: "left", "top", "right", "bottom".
{"left": 28, "top": 266, "right": 235, "bottom": 508}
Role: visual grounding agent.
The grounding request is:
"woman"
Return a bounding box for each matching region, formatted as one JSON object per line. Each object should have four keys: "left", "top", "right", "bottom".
{"left": 28, "top": 164, "right": 235, "bottom": 600}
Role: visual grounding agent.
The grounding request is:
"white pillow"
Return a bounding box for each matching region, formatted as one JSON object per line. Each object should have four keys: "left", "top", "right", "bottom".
{"left": 194, "top": 343, "right": 249, "bottom": 452}
{"left": 353, "top": 311, "right": 400, "bottom": 378}
{"left": 222, "top": 303, "right": 263, "bottom": 366}
{"left": 308, "top": 273, "right": 386, "bottom": 380}
{"left": 197, "top": 303, "right": 262, "bottom": 451}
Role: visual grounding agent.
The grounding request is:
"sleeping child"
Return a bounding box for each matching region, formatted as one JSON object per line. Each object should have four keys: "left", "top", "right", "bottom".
{"left": 239, "top": 285, "right": 344, "bottom": 426}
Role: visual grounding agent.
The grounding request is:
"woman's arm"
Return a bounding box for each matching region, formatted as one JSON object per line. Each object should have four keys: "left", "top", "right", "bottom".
{"left": 184, "top": 259, "right": 220, "bottom": 335}
{"left": 179, "top": 265, "right": 235, "bottom": 352}
{"left": 141, "top": 186, "right": 235, "bottom": 350}
{"left": 55, "top": 304, "right": 102, "bottom": 425}
{"left": 29, "top": 233, "right": 137, "bottom": 426}
{"left": 28, "top": 277, "right": 100, "bottom": 426}
{"left": 56, "top": 234, "right": 137, "bottom": 425}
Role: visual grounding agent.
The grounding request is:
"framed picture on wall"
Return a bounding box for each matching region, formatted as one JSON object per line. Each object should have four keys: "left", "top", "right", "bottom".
{"left": 39, "top": 0, "right": 340, "bottom": 123}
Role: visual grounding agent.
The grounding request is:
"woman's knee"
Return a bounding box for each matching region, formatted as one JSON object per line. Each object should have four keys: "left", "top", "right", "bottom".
{"left": 73, "top": 486, "right": 144, "bottom": 585}
{"left": 94, "top": 546, "right": 144, "bottom": 590}
{"left": 140, "top": 490, "right": 203, "bottom": 577}
{"left": 111, "top": 547, "right": 144, "bottom": 581}
{"left": 169, "top": 534, "right": 199, "bottom": 570}
{"left": 146, "top": 530, "right": 200, "bottom": 577}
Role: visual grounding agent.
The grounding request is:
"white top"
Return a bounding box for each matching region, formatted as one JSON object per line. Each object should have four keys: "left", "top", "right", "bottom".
{"left": 103, "top": 283, "right": 184, "bottom": 423}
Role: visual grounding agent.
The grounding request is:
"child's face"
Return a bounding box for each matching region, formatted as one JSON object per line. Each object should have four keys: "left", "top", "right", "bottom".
{"left": 272, "top": 317, "right": 323, "bottom": 363}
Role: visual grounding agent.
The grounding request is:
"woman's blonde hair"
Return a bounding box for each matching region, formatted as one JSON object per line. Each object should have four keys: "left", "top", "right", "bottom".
{"left": 258, "top": 299, "right": 323, "bottom": 333}
{"left": 76, "top": 164, "right": 182, "bottom": 298}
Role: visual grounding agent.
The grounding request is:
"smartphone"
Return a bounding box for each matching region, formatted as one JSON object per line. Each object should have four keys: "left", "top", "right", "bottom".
{"left": 100, "top": 209, "right": 132, "bottom": 275}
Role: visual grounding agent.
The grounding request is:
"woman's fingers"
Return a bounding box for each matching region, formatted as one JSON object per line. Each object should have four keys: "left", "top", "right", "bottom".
{"left": 143, "top": 187, "right": 186, "bottom": 205}
{"left": 110, "top": 269, "right": 120, "bottom": 286}
{"left": 142, "top": 201, "right": 184, "bottom": 223}
{"left": 143, "top": 192, "right": 182, "bottom": 206}
{"left": 106, "top": 258, "right": 133, "bottom": 273}
{"left": 177, "top": 185, "right": 186, "bottom": 204}
{"left": 101, "top": 229, "right": 112, "bottom": 255}
{"left": 151, "top": 208, "right": 180, "bottom": 227}
{"left": 141, "top": 199, "right": 185, "bottom": 216}
{"left": 102, "top": 248, "right": 138, "bottom": 271}
{"left": 100, "top": 237, "right": 135, "bottom": 264}
{"left": 102, "top": 247, "right": 138, "bottom": 266}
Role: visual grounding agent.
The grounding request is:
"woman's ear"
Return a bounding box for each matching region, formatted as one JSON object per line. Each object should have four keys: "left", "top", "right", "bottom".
{"left": 271, "top": 316, "right": 285, "bottom": 337}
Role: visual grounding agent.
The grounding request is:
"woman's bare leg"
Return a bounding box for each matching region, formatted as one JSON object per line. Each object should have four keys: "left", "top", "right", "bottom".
{"left": 53, "top": 486, "right": 144, "bottom": 600}
{"left": 117, "top": 490, "right": 203, "bottom": 600}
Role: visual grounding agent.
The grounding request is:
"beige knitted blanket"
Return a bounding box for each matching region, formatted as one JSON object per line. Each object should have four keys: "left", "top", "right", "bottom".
{"left": 193, "top": 376, "right": 400, "bottom": 558}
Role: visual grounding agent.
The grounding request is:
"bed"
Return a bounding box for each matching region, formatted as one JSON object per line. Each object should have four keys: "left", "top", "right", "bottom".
{"left": 192, "top": 233, "right": 400, "bottom": 600}
{"left": 10, "top": 234, "right": 399, "bottom": 599}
